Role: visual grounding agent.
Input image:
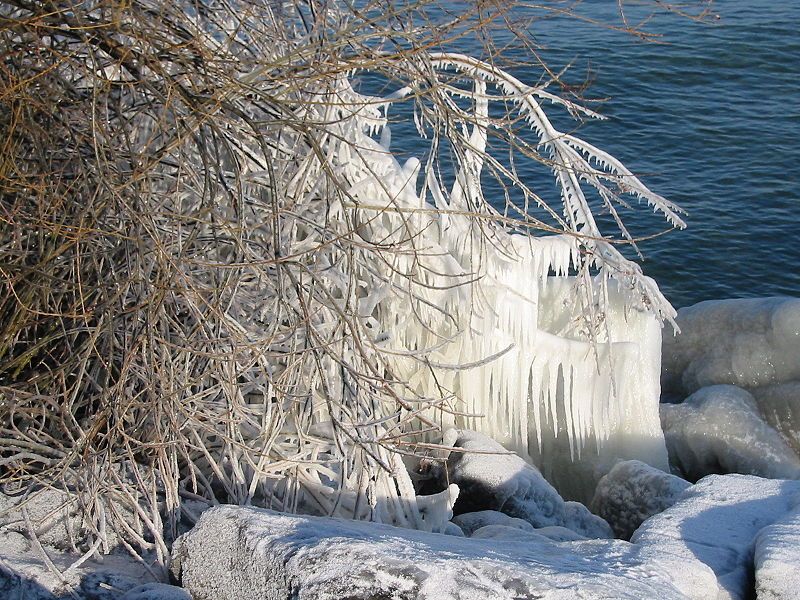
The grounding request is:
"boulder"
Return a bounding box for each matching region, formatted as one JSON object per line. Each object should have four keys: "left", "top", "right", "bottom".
{"left": 660, "top": 385, "right": 800, "bottom": 480}
{"left": 754, "top": 508, "right": 800, "bottom": 600}
{"left": 662, "top": 297, "right": 800, "bottom": 395}
{"left": 632, "top": 474, "right": 800, "bottom": 600}
{"left": 591, "top": 460, "right": 690, "bottom": 539}
{"left": 172, "top": 504, "right": 715, "bottom": 600}
{"left": 439, "top": 429, "right": 613, "bottom": 539}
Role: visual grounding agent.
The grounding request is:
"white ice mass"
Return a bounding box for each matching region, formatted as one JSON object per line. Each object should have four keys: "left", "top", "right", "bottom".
{"left": 662, "top": 297, "right": 800, "bottom": 395}
{"left": 660, "top": 385, "right": 800, "bottom": 480}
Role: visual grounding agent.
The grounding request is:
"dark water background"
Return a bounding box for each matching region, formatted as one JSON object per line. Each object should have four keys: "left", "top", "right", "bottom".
{"left": 393, "top": 1, "right": 800, "bottom": 309}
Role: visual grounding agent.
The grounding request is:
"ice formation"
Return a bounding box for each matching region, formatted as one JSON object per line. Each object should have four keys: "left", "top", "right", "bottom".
{"left": 660, "top": 385, "right": 800, "bottom": 481}
{"left": 751, "top": 382, "right": 800, "bottom": 455}
{"left": 451, "top": 510, "right": 535, "bottom": 536}
{"left": 662, "top": 297, "right": 800, "bottom": 395}
{"left": 318, "top": 54, "right": 681, "bottom": 507}
{"left": 436, "top": 429, "right": 613, "bottom": 538}
{"left": 590, "top": 459, "right": 690, "bottom": 539}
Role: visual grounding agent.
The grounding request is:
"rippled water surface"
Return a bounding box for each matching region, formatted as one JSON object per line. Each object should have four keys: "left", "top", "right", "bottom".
{"left": 418, "top": 1, "right": 800, "bottom": 308}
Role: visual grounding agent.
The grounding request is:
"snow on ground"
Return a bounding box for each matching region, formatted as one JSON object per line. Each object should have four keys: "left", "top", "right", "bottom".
{"left": 754, "top": 506, "right": 800, "bottom": 600}
{"left": 662, "top": 297, "right": 800, "bottom": 395}
{"left": 173, "top": 504, "right": 715, "bottom": 600}
{"left": 631, "top": 474, "right": 800, "bottom": 600}
{"left": 660, "top": 385, "right": 800, "bottom": 480}
{"left": 590, "top": 460, "right": 690, "bottom": 539}
{"left": 0, "top": 490, "right": 185, "bottom": 600}
{"left": 438, "top": 429, "right": 614, "bottom": 538}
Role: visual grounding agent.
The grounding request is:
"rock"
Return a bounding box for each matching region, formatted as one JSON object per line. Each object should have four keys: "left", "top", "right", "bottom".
{"left": 662, "top": 297, "right": 800, "bottom": 395}
{"left": 173, "top": 504, "right": 715, "bottom": 600}
{"left": 751, "top": 381, "right": 800, "bottom": 455}
{"left": 754, "top": 508, "right": 800, "bottom": 600}
{"left": 590, "top": 460, "right": 690, "bottom": 539}
{"left": 632, "top": 474, "right": 800, "bottom": 600}
{"left": 439, "top": 429, "right": 613, "bottom": 539}
{"left": 121, "top": 583, "right": 192, "bottom": 600}
{"left": 660, "top": 385, "right": 800, "bottom": 480}
{"left": 451, "top": 510, "right": 535, "bottom": 536}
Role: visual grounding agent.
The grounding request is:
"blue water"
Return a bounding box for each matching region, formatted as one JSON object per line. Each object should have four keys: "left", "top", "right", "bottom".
{"left": 400, "top": 1, "right": 800, "bottom": 308}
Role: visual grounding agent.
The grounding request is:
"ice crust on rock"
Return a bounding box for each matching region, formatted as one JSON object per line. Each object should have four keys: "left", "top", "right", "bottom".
{"left": 662, "top": 297, "right": 800, "bottom": 395}
{"left": 631, "top": 474, "right": 800, "bottom": 600}
{"left": 590, "top": 460, "right": 689, "bottom": 539}
{"left": 451, "top": 510, "right": 535, "bottom": 536}
{"left": 754, "top": 507, "right": 800, "bottom": 600}
{"left": 660, "top": 385, "right": 800, "bottom": 480}
{"left": 173, "top": 504, "right": 713, "bottom": 600}
{"left": 751, "top": 381, "right": 800, "bottom": 455}
{"left": 120, "top": 583, "right": 192, "bottom": 600}
{"left": 439, "top": 429, "right": 613, "bottom": 538}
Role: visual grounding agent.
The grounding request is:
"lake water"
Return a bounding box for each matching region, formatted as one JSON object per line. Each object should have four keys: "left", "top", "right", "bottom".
{"left": 404, "top": 1, "right": 800, "bottom": 309}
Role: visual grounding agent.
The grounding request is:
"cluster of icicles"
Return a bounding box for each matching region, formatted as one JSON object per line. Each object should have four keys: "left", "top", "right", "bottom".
{"left": 280, "top": 53, "right": 686, "bottom": 523}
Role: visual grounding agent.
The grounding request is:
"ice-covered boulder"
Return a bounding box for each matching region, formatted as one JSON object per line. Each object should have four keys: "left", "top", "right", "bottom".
{"left": 660, "top": 385, "right": 800, "bottom": 480}
{"left": 590, "top": 460, "right": 690, "bottom": 539}
{"left": 751, "top": 381, "right": 800, "bottom": 455}
{"left": 662, "top": 297, "right": 800, "bottom": 395}
{"left": 754, "top": 507, "right": 800, "bottom": 600}
{"left": 172, "top": 504, "right": 715, "bottom": 600}
{"left": 451, "top": 510, "right": 535, "bottom": 536}
{"left": 439, "top": 429, "right": 613, "bottom": 538}
{"left": 120, "top": 583, "right": 192, "bottom": 600}
{"left": 632, "top": 474, "right": 800, "bottom": 600}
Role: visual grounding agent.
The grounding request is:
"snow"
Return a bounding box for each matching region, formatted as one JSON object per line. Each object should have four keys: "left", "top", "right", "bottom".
{"left": 590, "top": 460, "right": 690, "bottom": 539}
{"left": 662, "top": 297, "right": 800, "bottom": 395}
{"left": 631, "top": 474, "right": 800, "bottom": 600}
{"left": 173, "top": 504, "right": 713, "bottom": 600}
{"left": 0, "top": 490, "right": 165, "bottom": 599}
{"left": 754, "top": 507, "right": 800, "bottom": 600}
{"left": 660, "top": 385, "right": 800, "bottom": 480}
{"left": 439, "top": 429, "right": 614, "bottom": 538}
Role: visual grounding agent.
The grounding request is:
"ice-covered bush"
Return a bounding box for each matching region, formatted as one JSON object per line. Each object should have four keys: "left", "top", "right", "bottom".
{"left": 0, "top": 0, "right": 689, "bottom": 566}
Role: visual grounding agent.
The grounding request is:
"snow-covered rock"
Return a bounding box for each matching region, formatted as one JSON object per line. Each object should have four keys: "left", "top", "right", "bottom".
{"left": 660, "top": 385, "right": 800, "bottom": 480}
{"left": 751, "top": 381, "right": 800, "bottom": 455}
{"left": 120, "top": 583, "right": 192, "bottom": 600}
{"left": 754, "top": 507, "right": 800, "bottom": 600}
{"left": 173, "top": 504, "right": 714, "bottom": 600}
{"left": 632, "top": 474, "right": 800, "bottom": 600}
{"left": 590, "top": 460, "right": 690, "bottom": 539}
{"left": 439, "top": 429, "right": 614, "bottom": 539}
{"left": 451, "top": 510, "right": 535, "bottom": 536}
{"left": 662, "top": 297, "right": 800, "bottom": 395}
